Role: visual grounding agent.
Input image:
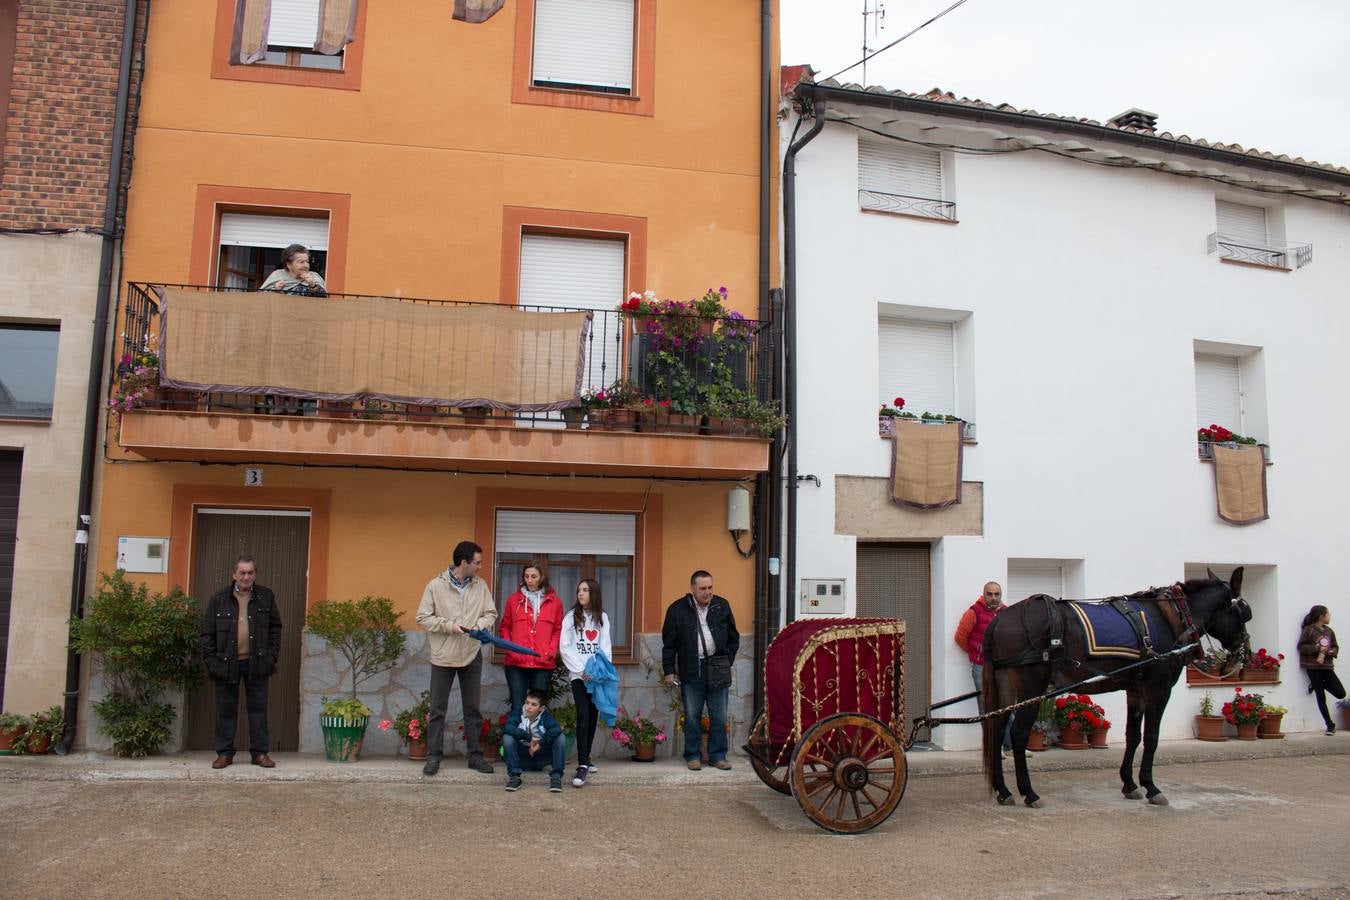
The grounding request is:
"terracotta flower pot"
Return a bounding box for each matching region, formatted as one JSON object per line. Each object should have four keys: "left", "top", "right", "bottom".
{"left": 408, "top": 737, "right": 428, "bottom": 760}
{"left": 1240, "top": 668, "right": 1279, "bottom": 684}
{"left": 26, "top": 734, "right": 52, "bottom": 755}
{"left": 1342, "top": 707, "right": 1350, "bottom": 731}
{"left": 1186, "top": 667, "right": 1238, "bottom": 685}
{"left": 1235, "top": 722, "right": 1259, "bottom": 741}
{"left": 632, "top": 741, "right": 656, "bottom": 762}
{"left": 1257, "top": 714, "right": 1284, "bottom": 739}
{"left": 1027, "top": 729, "right": 1048, "bottom": 752}
{"left": 1194, "top": 715, "right": 1227, "bottom": 742}
{"left": 1056, "top": 723, "right": 1088, "bottom": 749}
{"left": 1088, "top": 727, "right": 1109, "bottom": 748}
{"left": 0, "top": 726, "right": 25, "bottom": 754}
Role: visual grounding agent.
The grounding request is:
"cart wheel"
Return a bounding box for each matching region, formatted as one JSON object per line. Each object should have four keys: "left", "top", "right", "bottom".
{"left": 748, "top": 711, "right": 791, "bottom": 795}
{"left": 791, "top": 713, "right": 907, "bottom": 834}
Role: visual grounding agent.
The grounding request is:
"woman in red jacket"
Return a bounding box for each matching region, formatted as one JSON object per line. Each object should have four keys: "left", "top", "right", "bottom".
{"left": 500, "top": 562, "right": 563, "bottom": 714}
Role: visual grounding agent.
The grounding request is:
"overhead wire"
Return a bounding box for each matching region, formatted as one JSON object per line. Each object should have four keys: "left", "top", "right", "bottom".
{"left": 822, "top": 0, "right": 976, "bottom": 84}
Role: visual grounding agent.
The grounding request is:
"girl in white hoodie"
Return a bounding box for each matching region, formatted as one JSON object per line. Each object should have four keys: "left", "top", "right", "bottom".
{"left": 559, "top": 578, "right": 612, "bottom": 787}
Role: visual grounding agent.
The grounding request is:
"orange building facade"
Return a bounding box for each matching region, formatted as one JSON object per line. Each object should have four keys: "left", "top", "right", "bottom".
{"left": 91, "top": 0, "right": 778, "bottom": 757}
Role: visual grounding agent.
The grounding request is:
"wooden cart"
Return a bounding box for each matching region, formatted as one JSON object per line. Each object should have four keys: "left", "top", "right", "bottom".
{"left": 744, "top": 617, "right": 909, "bottom": 834}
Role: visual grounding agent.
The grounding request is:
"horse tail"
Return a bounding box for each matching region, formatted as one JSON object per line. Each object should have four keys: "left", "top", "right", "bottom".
{"left": 980, "top": 636, "right": 1001, "bottom": 794}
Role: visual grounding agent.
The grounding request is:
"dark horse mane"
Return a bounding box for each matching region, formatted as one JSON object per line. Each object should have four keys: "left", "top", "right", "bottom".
{"left": 978, "top": 570, "right": 1250, "bottom": 808}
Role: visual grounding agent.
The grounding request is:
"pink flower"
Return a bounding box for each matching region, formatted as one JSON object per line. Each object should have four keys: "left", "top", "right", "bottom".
{"left": 378, "top": 720, "right": 392, "bottom": 731}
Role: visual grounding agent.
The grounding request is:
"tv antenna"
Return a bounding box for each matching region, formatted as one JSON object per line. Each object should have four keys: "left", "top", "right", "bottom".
{"left": 862, "top": 1, "right": 886, "bottom": 84}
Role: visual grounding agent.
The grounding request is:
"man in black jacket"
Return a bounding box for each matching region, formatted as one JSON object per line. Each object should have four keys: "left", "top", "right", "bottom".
{"left": 199, "top": 556, "right": 282, "bottom": 769}
{"left": 662, "top": 570, "right": 739, "bottom": 771}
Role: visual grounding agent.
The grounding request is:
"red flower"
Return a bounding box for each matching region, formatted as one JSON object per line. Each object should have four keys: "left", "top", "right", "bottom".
{"left": 893, "top": 397, "right": 905, "bottom": 409}
{"left": 1055, "top": 698, "right": 1067, "bottom": 708}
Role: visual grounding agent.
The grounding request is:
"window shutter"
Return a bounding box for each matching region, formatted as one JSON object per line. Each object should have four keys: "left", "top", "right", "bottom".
{"left": 267, "top": 0, "right": 322, "bottom": 48}
{"left": 878, "top": 316, "right": 955, "bottom": 415}
{"left": 219, "top": 213, "right": 329, "bottom": 251}
{"left": 495, "top": 510, "right": 636, "bottom": 556}
{"left": 1194, "top": 353, "right": 1242, "bottom": 431}
{"left": 1007, "top": 560, "right": 1064, "bottom": 603}
{"left": 859, "top": 139, "right": 943, "bottom": 200}
{"left": 1215, "top": 201, "right": 1268, "bottom": 247}
{"left": 532, "top": 0, "right": 635, "bottom": 91}
{"left": 520, "top": 234, "right": 625, "bottom": 389}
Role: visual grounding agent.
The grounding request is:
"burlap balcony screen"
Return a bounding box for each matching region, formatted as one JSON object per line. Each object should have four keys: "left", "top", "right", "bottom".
{"left": 888, "top": 420, "right": 964, "bottom": 509}
{"left": 1212, "top": 443, "right": 1269, "bottom": 525}
{"left": 230, "top": 0, "right": 360, "bottom": 64}
{"left": 155, "top": 287, "right": 591, "bottom": 411}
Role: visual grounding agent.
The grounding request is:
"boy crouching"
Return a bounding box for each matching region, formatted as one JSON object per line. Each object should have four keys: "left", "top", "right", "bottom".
{"left": 503, "top": 688, "right": 566, "bottom": 792}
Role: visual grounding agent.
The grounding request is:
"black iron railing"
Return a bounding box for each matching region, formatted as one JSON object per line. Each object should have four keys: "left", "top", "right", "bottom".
{"left": 117, "top": 283, "right": 771, "bottom": 435}
{"left": 858, "top": 189, "right": 957, "bottom": 221}
{"left": 1207, "top": 232, "right": 1312, "bottom": 269}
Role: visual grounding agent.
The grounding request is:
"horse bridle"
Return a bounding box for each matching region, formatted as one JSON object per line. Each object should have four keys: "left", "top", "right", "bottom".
{"left": 1166, "top": 581, "right": 1252, "bottom": 662}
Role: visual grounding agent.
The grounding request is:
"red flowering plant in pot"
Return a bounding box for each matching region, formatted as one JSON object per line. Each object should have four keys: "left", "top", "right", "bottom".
{"left": 1222, "top": 687, "right": 1265, "bottom": 740}
{"left": 1241, "top": 647, "right": 1283, "bottom": 683}
{"left": 378, "top": 690, "right": 431, "bottom": 759}
{"left": 1052, "top": 694, "right": 1097, "bottom": 747}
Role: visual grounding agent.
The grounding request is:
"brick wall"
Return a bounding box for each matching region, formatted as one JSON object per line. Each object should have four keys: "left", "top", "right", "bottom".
{"left": 0, "top": 0, "right": 143, "bottom": 231}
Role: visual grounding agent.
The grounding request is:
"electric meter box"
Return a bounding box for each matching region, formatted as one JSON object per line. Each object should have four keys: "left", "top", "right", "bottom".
{"left": 800, "top": 578, "right": 846, "bottom": 615}
{"left": 117, "top": 536, "right": 169, "bottom": 574}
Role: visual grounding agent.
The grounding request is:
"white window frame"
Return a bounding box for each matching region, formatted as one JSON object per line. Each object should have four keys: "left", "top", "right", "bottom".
{"left": 531, "top": 0, "right": 635, "bottom": 94}
{"left": 878, "top": 315, "right": 956, "bottom": 417}
{"left": 1007, "top": 559, "right": 1065, "bottom": 604}
{"left": 858, "top": 137, "right": 953, "bottom": 219}
{"left": 1194, "top": 352, "right": 1243, "bottom": 434}
{"left": 216, "top": 211, "right": 330, "bottom": 290}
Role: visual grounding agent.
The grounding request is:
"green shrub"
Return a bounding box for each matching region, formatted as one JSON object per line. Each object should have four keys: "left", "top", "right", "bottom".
{"left": 305, "top": 596, "right": 405, "bottom": 698}
{"left": 69, "top": 570, "right": 202, "bottom": 757}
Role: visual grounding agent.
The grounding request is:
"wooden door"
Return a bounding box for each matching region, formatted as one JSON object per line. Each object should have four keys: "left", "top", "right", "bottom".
{"left": 856, "top": 543, "right": 932, "bottom": 741}
{"left": 184, "top": 509, "right": 309, "bottom": 752}
{"left": 0, "top": 451, "right": 19, "bottom": 702}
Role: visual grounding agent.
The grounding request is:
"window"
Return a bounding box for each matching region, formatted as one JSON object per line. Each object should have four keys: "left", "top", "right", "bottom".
{"left": 519, "top": 233, "right": 625, "bottom": 394}
{"left": 493, "top": 510, "right": 636, "bottom": 654}
{"left": 511, "top": 0, "right": 655, "bottom": 115}
{"left": 858, "top": 138, "right": 954, "bottom": 220}
{"left": 211, "top": 0, "right": 365, "bottom": 90}
{"left": 1214, "top": 200, "right": 1284, "bottom": 268}
{"left": 0, "top": 325, "right": 59, "bottom": 421}
{"left": 1194, "top": 352, "right": 1242, "bottom": 434}
{"left": 259, "top": 0, "right": 343, "bottom": 69}
{"left": 878, "top": 316, "right": 955, "bottom": 416}
{"left": 1007, "top": 559, "right": 1064, "bottom": 604}
{"left": 217, "top": 212, "right": 329, "bottom": 290}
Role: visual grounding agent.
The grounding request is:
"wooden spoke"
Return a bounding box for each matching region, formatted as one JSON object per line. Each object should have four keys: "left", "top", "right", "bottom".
{"left": 792, "top": 714, "right": 909, "bottom": 834}
{"left": 849, "top": 790, "right": 864, "bottom": 821}
{"left": 747, "top": 712, "right": 792, "bottom": 796}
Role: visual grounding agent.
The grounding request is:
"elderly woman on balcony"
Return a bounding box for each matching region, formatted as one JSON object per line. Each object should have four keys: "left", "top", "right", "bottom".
{"left": 260, "top": 244, "right": 328, "bottom": 296}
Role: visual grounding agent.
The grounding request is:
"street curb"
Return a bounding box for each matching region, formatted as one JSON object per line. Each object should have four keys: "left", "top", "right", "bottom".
{"left": 1, "top": 733, "right": 1344, "bottom": 787}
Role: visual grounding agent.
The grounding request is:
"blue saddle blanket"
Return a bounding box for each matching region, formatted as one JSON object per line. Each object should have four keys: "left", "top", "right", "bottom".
{"left": 1065, "top": 600, "right": 1172, "bottom": 659}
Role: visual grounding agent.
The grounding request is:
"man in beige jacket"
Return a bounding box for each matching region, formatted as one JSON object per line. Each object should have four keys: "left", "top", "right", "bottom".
{"left": 416, "top": 540, "right": 499, "bottom": 776}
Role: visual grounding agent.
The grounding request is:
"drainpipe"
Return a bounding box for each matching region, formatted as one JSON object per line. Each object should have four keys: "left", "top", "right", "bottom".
{"left": 752, "top": 0, "right": 774, "bottom": 718}
{"left": 61, "top": 0, "right": 141, "bottom": 753}
{"left": 782, "top": 97, "right": 825, "bottom": 627}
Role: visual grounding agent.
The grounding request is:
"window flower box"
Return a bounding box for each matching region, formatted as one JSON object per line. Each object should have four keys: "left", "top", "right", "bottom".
{"left": 878, "top": 415, "right": 976, "bottom": 443}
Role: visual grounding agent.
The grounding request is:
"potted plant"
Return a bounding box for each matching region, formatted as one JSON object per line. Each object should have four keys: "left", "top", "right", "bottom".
{"left": 1197, "top": 424, "right": 1269, "bottom": 463}
{"left": 1240, "top": 647, "right": 1283, "bottom": 684}
{"left": 379, "top": 690, "right": 431, "bottom": 760}
{"left": 1187, "top": 646, "right": 1237, "bottom": 684}
{"left": 553, "top": 703, "right": 578, "bottom": 760}
{"left": 587, "top": 381, "right": 641, "bottom": 432}
{"left": 611, "top": 707, "right": 667, "bottom": 762}
{"left": 619, "top": 289, "right": 659, "bottom": 331}
{"left": 107, "top": 334, "right": 160, "bottom": 418}
{"left": 461, "top": 712, "right": 509, "bottom": 759}
{"left": 304, "top": 595, "right": 406, "bottom": 762}
{"left": 1222, "top": 687, "right": 1265, "bottom": 740}
{"left": 1338, "top": 698, "right": 1350, "bottom": 732}
{"left": 692, "top": 286, "right": 728, "bottom": 337}
{"left": 560, "top": 403, "right": 587, "bottom": 430}
{"left": 1195, "top": 691, "right": 1226, "bottom": 741}
{"left": 10, "top": 705, "right": 63, "bottom": 755}
{"left": 1027, "top": 696, "right": 1056, "bottom": 751}
{"left": 0, "top": 712, "right": 30, "bottom": 754}
{"left": 1257, "top": 703, "right": 1287, "bottom": 739}
{"left": 1052, "top": 694, "right": 1096, "bottom": 748}
{"left": 1085, "top": 702, "right": 1112, "bottom": 749}
{"left": 457, "top": 404, "right": 497, "bottom": 426}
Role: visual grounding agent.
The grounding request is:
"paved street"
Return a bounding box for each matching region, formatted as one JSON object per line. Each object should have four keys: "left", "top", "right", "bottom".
{"left": 2, "top": 754, "right": 1347, "bottom": 899}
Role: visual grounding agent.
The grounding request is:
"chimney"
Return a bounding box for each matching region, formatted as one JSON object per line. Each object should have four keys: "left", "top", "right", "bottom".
{"left": 1108, "top": 108, "right": 1158, "bottom": 132}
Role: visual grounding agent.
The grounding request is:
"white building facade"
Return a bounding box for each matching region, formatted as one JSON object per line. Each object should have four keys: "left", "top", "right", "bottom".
{"left": 781, "top": 69, "right": 1350, "bottom": 750}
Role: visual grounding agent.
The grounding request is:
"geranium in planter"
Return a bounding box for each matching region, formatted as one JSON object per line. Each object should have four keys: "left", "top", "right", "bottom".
{"left": 1240, "top": 647, "right": 1283, "bottom": 683}
{"left": 1221, "top": 687, "right": 1264, "bottom": 740}
{"left": 1052, "top": 694, "right": 1097, "bottom": 748}
{"left": 379, "top": 690, "right": 431, "bottom": 759}
{"left": 611, "top": 707, "right": 667, "bottom": 761}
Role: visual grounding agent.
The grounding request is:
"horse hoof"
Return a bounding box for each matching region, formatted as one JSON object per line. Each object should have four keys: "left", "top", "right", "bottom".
{"left": 1148, "top": 794, "right": 1169, "bottom": 807}
{"left": 1123, "top": 789, "right": 1144, "bottom": 800}
{"left": 997, "top": 794, "right": 1016, "bottom": 806}
{"left": 1025, "top": 798, "right": 1043, "bottom": 808}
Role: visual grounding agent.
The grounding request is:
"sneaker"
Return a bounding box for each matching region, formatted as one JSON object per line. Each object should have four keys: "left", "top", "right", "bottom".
{"left": 422, "top": 757, "right": 440, "bottom": 776}
{"left": 571, "top": 766, "right": 588, "bottom": 788}
{"left": 505, "top": 775, "right": 522, "bottom": 791}
{"left": 549, "top": 775, "right": 563, "bottom": 792}
{"left": 1326, "top": 727, "right": 1336, "bottom": 736}
{"left": 467, "top": 754, "right": 495, "bottom": 774}
{"left": 587, "top": 764, "right": 598, "bottom": 773}
{"left": 712, "top": 759, "right": 733, "bottom": 770}
{"left": 686, "top": 759, "right": 702, "bottom": 771}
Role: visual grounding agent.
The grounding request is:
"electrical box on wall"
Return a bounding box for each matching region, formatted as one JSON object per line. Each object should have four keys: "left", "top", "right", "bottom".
{"left": 117, "top": 536, "right": 169, "bottom": 574}
{"left": 801, "top": 578, "right": 846, "bottom": 615}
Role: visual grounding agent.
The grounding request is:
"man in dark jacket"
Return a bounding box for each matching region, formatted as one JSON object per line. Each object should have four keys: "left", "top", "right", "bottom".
{"left": 199, "top": 556, "right": 282, "bottom": 769}
{"left": 662, "top": 569, "right": 739, "bottom": 771}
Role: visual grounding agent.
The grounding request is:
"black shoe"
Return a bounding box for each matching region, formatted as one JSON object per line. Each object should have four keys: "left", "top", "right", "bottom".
{"left": 549, "top": 775, "right": 563, "bottom": 792}
{"left": 1327, "top": 727, "right": 1336, "bottom": 736}
{"left": 571, "top": 766, "right": 588, "bottom": 788}
{"left": 505, "top": 775, "right": 522, "bottom": 791}
{"left": 422, "top": 757, "right": 440, "bottom": 776}
{"left": 467, "top": 753, "right": 494, "bottom": 774}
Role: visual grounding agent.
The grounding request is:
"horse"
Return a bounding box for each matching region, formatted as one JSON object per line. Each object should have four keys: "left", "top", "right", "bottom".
{"left": 981, "top": 567, "right": 1251, "bottom": 808}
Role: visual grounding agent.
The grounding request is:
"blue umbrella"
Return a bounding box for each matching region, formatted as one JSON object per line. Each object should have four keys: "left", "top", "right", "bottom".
{"left": 466, "top": 628, "right": 539, "bottom": 657}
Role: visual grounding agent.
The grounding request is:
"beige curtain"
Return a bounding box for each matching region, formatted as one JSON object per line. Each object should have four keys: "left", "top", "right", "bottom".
{"left": 229, "top": 0, "right": 271, "bottom": 65}
{"left": 1212, "top": 444, "right": 1269, "bottom": 525}
{"left": 314, "top": 0, "right": 360, "bottom": 55}
{"left": 453, "top": 0, "right": 506, "bottom": 23}
{"left": 888, "top": 420, "right": 964, "bottom": 509}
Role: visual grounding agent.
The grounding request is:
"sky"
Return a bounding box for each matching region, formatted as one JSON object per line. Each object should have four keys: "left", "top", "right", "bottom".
{"left": 780, "top": 0, "right": 1350, "bottom": 168}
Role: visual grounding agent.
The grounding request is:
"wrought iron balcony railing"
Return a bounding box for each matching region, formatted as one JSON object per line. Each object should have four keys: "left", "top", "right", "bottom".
{"left": 1207, "top": 232, "right": 1312, "bottom": 269}
{"left": 116, "top": 283, "right": 770, "bottom": 435}
{"left": 858, "top": 189, "right": 957, "bottom": 221}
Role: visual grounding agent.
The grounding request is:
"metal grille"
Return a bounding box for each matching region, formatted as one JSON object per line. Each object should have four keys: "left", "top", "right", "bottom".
{"left": 856, "top": 543, "right": 931, "bottom": 741}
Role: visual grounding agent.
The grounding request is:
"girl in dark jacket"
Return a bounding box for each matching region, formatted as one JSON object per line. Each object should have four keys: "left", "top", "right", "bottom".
{"left": 1297, "top": 605, "right": 1343, "bottom": 735}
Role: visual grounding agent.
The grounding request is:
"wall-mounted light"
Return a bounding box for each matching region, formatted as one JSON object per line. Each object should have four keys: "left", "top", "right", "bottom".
{"left": 727, "top": 485, "right": 753, "bottom": 558}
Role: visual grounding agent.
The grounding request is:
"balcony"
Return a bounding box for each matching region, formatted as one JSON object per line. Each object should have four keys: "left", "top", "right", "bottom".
{"left": 1207, "top": 232, "right": 1312, "bottom": 270}
{"left": 112, "top": 284, "right": 774, "bottom": 478}
{"left": 858, "top": 189, "right": 957, "bottom": 221}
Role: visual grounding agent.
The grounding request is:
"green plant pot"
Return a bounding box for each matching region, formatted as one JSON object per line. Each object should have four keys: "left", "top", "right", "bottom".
{"left": 320, "top": 715, "right": 369, "bottom": 762}
{"left": 565, "top": 732, "right": 576, "bottom": 761}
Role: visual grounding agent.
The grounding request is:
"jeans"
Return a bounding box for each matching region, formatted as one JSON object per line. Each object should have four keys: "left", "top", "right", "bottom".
{"left": 571, "top": 678, "right": 600, "bottom": 767}
{"left": 504, "top": 665, "right": 552, "bottom": 715}
{"left": 972, "top": 663, "right": 1013, "bottom": 751}
{"left": 503, "top": 732, "right": 566, "bottom": 777}
{"left": 427, "top": 655, "right": 483, "bottom": 759}
{"left": 214, "top": 667, "right": 270, "bottom": 756}
{"left": 681, "top": 666, "right": 729, "bottom": 762}
{"left": 1308, "top": 668, "right": 1346, "bottom": 730}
